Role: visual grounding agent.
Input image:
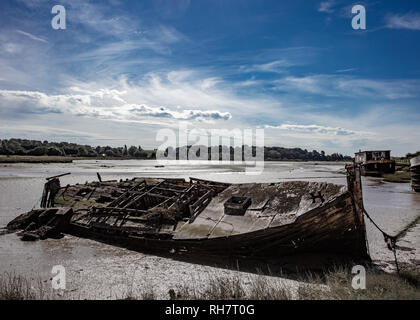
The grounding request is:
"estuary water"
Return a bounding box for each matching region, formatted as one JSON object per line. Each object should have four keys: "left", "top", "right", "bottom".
{"left": 0, "top": 160, "right": 419, "bottom": 299}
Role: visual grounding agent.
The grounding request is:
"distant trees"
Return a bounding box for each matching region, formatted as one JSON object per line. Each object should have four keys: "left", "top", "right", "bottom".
{"left": 165, "top": 145, "right": 352, "bottom": 161}
{"left": 0, "top": 138, "right": 152, "bottom": 159}
{"left": 406, "top": 151, "right": 420, "bottom": 159}
{"left": 263, "top": 146, "right": 350, "bottom": 161}
{"left": 0, "top": 138, "right": 353, "bottom": 161}
{"left": 128, "top": 146, "right": 137, "bottom": 156}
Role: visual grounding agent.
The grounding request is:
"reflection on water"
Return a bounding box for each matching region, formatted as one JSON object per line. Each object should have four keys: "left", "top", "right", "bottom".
{"left": 0, "top": 160, "right": 419, "bottom": 297}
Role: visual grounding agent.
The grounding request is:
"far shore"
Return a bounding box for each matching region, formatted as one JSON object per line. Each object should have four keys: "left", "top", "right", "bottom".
{"left": 0, "top": 155, "right": 352, "bottom": 164}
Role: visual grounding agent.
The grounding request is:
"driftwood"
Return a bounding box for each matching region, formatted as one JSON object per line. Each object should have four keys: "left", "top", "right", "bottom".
{"left": 46, "top": 173, "right": 71, "bottom": 180}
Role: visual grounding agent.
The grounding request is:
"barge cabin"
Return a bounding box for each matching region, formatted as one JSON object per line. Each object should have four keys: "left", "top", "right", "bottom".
{"left": 355, "top": 150, "right": 395, "bottom": 176}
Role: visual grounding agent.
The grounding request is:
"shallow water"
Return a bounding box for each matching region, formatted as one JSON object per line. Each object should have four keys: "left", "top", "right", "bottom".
{"left": 0, "top": 160, "right": 418, "bottom": 299}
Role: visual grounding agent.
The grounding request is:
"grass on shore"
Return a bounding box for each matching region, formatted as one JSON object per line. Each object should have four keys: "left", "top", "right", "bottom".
{"left": 383, "top": 171, "right": 411, "bottom": 183}
{"left": 3, "top": 266, "right": 418, "bottom": 300}
{"left": 162, "top": 266, "right": 420, "bottom": 300}
{"left": 0, "top": 272, "right": 53, "bottom": 300}
{"left": 296, "top": 267, "right": 419, "bottom": 300}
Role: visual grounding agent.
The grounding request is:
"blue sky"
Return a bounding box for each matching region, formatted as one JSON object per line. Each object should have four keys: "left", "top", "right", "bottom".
{"left": 0, "top": 0, "right": 419, "bottom": 156}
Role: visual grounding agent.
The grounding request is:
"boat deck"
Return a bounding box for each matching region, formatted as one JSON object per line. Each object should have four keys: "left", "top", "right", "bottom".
{"left": 174, "top": 181, "right": 346, "bottom": 239}
{"left": 53, "top": 177, "right": 347, "bottom": 241}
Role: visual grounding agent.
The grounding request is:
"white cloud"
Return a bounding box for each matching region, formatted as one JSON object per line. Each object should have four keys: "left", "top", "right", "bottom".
{"left": 0, "top": 88, "right": 231, "bottom": 123}
{"left": 127, "top": 105, "right": 231, "bottom": 121}
{"left": 318, "top": 1, "right": 335, "bottom": 13}
{"left": 386, "top": 13, "right": 420, "bottom": 30}
{"left": 264, "top": 123, "right": 359, "bottom": 136}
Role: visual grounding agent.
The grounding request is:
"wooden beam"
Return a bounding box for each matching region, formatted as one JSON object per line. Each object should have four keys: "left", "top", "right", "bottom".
{"left": 46, "top": 172, "right": 71, "bottom": 180}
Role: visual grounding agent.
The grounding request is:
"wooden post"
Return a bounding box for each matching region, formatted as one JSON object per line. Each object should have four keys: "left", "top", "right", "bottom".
{"left": 347, "top": 163, "right": 364, "bottom": 212}
{"left": 346, "top": 162, "right": 369, "bottom": 257}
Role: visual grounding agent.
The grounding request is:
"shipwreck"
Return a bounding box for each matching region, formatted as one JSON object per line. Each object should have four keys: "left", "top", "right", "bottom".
{"left": 7, "top": 164, "right": 370, "bottom": 264}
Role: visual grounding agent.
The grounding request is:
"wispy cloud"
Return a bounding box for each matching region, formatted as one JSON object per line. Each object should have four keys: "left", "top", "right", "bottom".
{"left": 16, "top": 30, "right": 48, "bottom": 43}
{"left": 240, "top": 60, "right": 293, "bottom": 74}
{"left": 318, "top": 1, "right": 335, "bottom": 13}
{"left": 335, "top": 68, "right": 357, "bottom": 73}
{"left": 264, "top": 123, "right": 358, "bottom": 136}
{"left": 275, "top": 75, "right": 420, "bottom": 99}
{"left": 386, "top": 13, "right": 420, "bottom": 30}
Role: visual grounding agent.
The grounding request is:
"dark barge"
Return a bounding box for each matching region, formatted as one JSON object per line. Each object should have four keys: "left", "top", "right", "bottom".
{"left": 355, "top": 150, "right": 395, "bottom": 176}
{"left": 7, "top": 164, "right": 369, "bottom": 263}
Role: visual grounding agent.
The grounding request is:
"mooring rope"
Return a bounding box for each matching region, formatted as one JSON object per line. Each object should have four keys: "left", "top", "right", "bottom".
{"left": 362, "top": 207, "right": 400, "bottom": 273}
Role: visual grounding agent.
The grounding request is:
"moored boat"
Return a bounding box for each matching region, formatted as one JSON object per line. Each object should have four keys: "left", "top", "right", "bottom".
{"left": 354, "top": 150, "right": 395, "bottom": 176}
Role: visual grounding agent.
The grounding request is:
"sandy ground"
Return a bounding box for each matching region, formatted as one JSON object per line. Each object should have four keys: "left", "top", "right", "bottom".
{"left": 0, "top": 233, "right": 304, "bottom": 299}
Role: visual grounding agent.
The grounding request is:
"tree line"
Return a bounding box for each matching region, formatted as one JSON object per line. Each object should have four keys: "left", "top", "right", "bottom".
{"left": 0, "top": 138, "right": 352, "bottom": 161}
{"left": 0, "top": 138, "right": 155, "bottom": 159}
{"left": 405, "top": 151, "right": 420, "bottom": 159}
{"left": 162, "top": 145, "right": 352, "bottom": 161}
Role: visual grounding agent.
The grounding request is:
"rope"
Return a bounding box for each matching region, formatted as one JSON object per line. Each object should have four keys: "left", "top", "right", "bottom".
{"left": 362, "top": 207, "right": 400, "bottom": 273}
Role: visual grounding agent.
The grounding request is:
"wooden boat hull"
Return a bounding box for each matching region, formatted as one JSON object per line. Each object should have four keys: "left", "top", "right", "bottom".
{"left": 68, "top": 192, "right": 367, "bottom": 260}
{"left": 7, "top": 164, "right": 369, "bottom": 264}
{"left": 360, "top": 160, "right": 395, "bottom": 176}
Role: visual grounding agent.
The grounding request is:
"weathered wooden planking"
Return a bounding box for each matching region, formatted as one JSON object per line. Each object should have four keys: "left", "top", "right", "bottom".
{"left": 173, "top": 181, "right": 347, "bottom": 240}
